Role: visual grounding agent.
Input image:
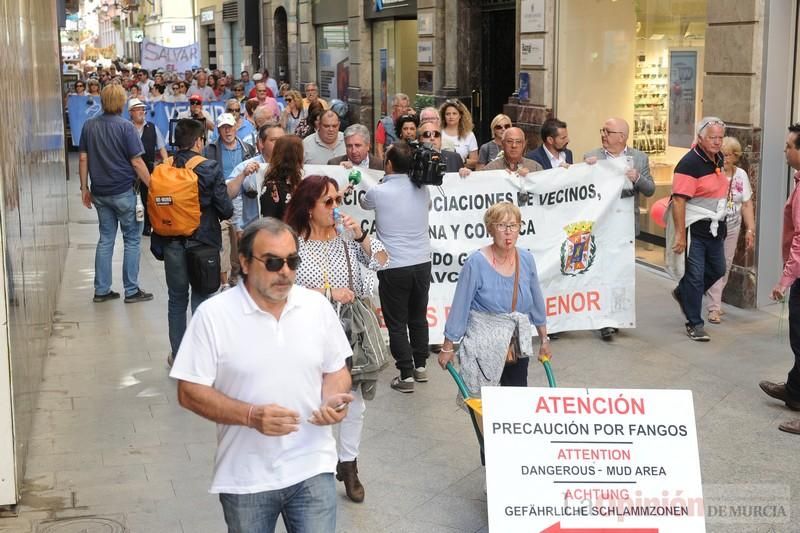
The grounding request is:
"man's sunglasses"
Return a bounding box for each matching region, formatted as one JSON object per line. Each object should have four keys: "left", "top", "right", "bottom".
{"left": 420, "top": 131, "right": 442, "bottom": 139}
{"left": 322, "top": 196, "right": 343, "bottom": 208}
{"left": 252, "top": 254, "right": 301, "bottom": 272}
{"left": 190, "top": 101, "right": 202, "bottom": 105}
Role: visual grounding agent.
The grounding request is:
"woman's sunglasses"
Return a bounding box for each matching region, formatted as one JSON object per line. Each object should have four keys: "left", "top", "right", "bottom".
{"left": 322, "top": 196, "right": 343, "bottom": 208}
{"left": 227, "top": 108, "right": 241, "bottom": 114}
{"left": 252, "top": 254, "right": 302, "bottom": 272}
{"left": 494, "top": 124, "right": 512, "bottom": 130}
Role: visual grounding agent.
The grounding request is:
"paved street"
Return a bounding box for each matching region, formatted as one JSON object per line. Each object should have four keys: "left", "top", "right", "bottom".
{"left": 0, "top": 176, "right": 798, "bottom": 533}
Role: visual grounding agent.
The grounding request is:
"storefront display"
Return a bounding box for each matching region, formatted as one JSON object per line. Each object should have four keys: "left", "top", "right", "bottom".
{"left": 557, "top": 0, "right": 707, "bottom": 265}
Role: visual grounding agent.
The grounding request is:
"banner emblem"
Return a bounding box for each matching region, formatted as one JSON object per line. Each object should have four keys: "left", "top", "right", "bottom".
{"left": 560, "top": 220, "right": 596, "bottom": 276}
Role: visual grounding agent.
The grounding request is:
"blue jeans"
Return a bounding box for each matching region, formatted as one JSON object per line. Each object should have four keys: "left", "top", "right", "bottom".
{"left": 163, "top": 239, "right": 213, "bottom": 355}
{"left": 219, "top": 473, "right": 336, "bottom": 533}
{"left": 92, "top": 189, "right": 141, "bottom": 297}
{"left": 677, "top": 228, "right": 726, "bottom": 327}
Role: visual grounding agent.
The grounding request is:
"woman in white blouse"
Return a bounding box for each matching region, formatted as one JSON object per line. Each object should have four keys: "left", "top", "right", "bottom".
{"left": 706, "top": 136, "right": 756, "bottom": 324}
{"left": 284, "top": 175, "right": 389, "bottom": 504}
{"left": 439, "top": 99, "right": 478, "bottom": 169}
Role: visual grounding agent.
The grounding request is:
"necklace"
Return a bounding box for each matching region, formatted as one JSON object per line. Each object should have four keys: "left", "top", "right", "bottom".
{"left": 491, "top": 246, "right": 513, "bottom": 267}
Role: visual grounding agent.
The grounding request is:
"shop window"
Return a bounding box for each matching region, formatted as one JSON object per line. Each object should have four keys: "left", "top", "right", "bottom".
{"left": 557, "top": 0, "right": 707, "bottom": 265}
{"left": 316, "top": 25, "right": 350, "bottom": 102}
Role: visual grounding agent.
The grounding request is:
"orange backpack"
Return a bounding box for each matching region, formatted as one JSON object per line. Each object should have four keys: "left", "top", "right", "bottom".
{"left": 147, "top": 155, "right": 204, "bottom": 237}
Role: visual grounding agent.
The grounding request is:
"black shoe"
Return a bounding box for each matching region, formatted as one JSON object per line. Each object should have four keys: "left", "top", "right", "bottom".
{"left": 124, "top": 289, "right": 154, "bottom": 303}
{"left": 93, "top": 290, "right": 120, "bottom": 303}
{"left": 686, "top": 324, "right": 710, "bottom": 342}
{"left": 549, "top": 332, "right": 561, "bottom": 340}
{"left": 600, "top": 327, "right": 615, "bottom": 341}
{"left": 672, "top": 287, "right": 687, "bottom": 320}
{"left": 142, "top": 228, "right": 151, "bottom": 236}
{"left": 759, "top": 381, "right": 800, "bottom": 411}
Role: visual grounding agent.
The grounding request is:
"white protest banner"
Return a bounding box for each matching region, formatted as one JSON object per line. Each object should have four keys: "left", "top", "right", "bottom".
{"left": 482, "top": 387, "right": 705, "bottom": 532}
{"left": 140, "top": 38, "right": 200, "bottom": 72}
{"left": 315, "top": 160, "right": 635, "bottom": 340}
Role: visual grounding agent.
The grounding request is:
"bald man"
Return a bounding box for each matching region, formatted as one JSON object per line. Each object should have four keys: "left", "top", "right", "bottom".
{"left": 483, "top": 127, "right": 543, "bottom": 175}
{"left": 585, "top": 117, "right": 654, "bottom": 340}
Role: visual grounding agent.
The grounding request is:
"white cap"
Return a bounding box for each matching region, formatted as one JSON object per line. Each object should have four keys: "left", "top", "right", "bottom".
{"left": 252, "top": 73, "right": 263, "bottom": 81}
{"left": 216, "top": 113, "right": 236, "bottom": 128}
{"left": 127, "top": 98, "right": 146, "bottom": 111}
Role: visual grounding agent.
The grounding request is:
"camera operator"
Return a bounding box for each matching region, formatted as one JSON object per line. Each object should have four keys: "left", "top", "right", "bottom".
{"left": 359, "top": 142, "right": 432, "bottom": 394}
{"left": 417, "top": 121, "right": 471, "bottom": 177}
{"left": 179, "top": 95, "right": 214, "bottom": 132}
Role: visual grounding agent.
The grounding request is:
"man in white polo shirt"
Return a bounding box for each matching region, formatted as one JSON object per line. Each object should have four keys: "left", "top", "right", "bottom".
{"left": 170, "top": 218, "right": 353, "bottom": 532}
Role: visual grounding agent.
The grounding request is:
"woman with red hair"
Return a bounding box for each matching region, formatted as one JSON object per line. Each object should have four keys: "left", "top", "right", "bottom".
{"left": 284, "top": 175, "right": 389, "bottom": 503}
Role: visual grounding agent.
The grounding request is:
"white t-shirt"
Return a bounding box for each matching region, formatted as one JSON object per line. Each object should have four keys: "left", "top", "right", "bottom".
{"left": 725, "top": 166, "right": 753, "bottom": 228}
{"left": 441, "top": 130, "right": 478, "bottom": 162}
{"left": 187, "top": 85, "right": 216, "bottom": 102}
{"left": 169, "top": 283, "right": 351, "bottom": 494}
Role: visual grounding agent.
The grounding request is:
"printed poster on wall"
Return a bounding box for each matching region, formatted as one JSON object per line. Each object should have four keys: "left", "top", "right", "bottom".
{"left": 379, "top": 48, "right": 388, "bottom": 115}
{"left": 520, "top": 0, "right": 545, "bottom": 33}
{"left": 482, "top": 387, "right": 705, "bottom": 532}
{"left": 317, "top": 26, "right": 350, "bottom": 101}
{"left": 315, "top": 160, "right": 637, "bottom": 341}
{"left": 520, "top": 38, "right": 544, "bottom": 66}
{"left": 668, "top": 50, "right": 698, "bottom": 148}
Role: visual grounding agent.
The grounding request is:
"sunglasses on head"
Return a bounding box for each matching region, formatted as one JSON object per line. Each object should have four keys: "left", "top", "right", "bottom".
{"left": 420, "top": 130, "right": 442, "bottom": 139}
{"left": 323, "top": 196, "right": 343, "bottom": 208}
{"left": 494, "top": 124, "right": 512, "bottom": 130}
{"left": 253, "top": 254, "right": 302, "bottom": 272}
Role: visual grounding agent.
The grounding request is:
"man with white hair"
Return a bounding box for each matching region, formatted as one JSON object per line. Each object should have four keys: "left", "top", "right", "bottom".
{"left": 375, "top": 93, "right": 412, "bottom": 160}
{"left": 669, "top": 117, "right": 729, "bottom": 342}
{"left": 328, "top": 124, "right": 384, "bottom": 170}
{"left": 187, "top": 71, "right": 215, "bottom": 102}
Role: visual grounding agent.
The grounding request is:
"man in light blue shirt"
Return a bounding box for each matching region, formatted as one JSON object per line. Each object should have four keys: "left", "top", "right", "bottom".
{"left": 227, "top": 124, "right": 286, "bottom": 232}
{"left": 360, "top": 142, "right": 431, "bottom": 393}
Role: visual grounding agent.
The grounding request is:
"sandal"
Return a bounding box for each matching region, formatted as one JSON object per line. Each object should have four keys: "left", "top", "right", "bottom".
{"left": 708, "top": 310, "right": 721, "bottom": 324}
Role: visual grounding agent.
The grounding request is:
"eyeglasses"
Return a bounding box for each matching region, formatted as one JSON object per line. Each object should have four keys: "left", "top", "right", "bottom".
{"left": 227, "top": 108, "right": 241, "bottom": 113}
{"left": 75, "top": 84, "right": 84, "bottom": 88}
{"left": 420, "top": 131, "right": 442, "bottom": 139}
{"left": 494, "top": 124, "right": 512, "bottom": 130}
{"left": 601, "top": 128, "right": 623, "bottom": 136}
{"left": 234, "top": 87, "right": 244, "bottom": 92}
{"left": 494, "top": 223, "right": 521, "bottom": 233}
{"left": 172, "top": 86, "right": 179, "bottom": 90}
{"left": 322, "top": 196, "right": 343, "bottom": 208}
{"left": 698, "top": 119, "right": 726, "bottom": 134}
{"left": 285, "top": 98, "right": 293, "bottom": 102}
{"left": 251, "top": 254, "right": 302, "bottom": 272}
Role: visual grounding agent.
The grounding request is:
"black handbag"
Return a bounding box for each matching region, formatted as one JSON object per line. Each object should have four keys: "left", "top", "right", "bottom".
{"left": 186, "top": 243, "right": 221, "bottom": 295}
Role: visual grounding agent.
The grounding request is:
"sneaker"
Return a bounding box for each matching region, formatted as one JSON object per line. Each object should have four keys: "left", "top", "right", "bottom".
{"left": 413, "top": 366, "right": 428, "bottom": 382}
{"left": 167, "top": 352, "right": 175, "bottom": 368}
{"left": 390, "top": 375, "right": 414, "bottom": 393}
{"left": 672, "top": 287, "right": 687, "bottom": 319}
{"left": 124, "top": 289, "right": 154, "bottom": 303}
{"left": 93, "top": 290, "right": 120, "bottom": 303}
{"left": 686, "top": 324, "right": 710, "bottom": 342}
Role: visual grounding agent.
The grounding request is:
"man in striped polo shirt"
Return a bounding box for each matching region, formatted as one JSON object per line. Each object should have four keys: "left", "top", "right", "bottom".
{"left": 670, "top": 117, "right": 729, "bottom": 341}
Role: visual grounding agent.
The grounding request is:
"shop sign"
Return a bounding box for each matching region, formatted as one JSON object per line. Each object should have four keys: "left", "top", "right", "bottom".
{"left": 520, "top": 38, "right": 544, "bottom": 66}
{"left": 520, "top": 0, "right": 545, "bottom": 33}
{"left": 668, "top": 50, "right": 698, "bottom": 149}
{"left": 482, "top": 387, "right": 705, "bottom": 533}
{"left": 200, "top": 9, "right": 214, "bottom": 24}
{"left": 417, "top": 40, "right": 433, "bottom": 64}
{"left": 365, "top": 0, "right": 417, "bottom": 19}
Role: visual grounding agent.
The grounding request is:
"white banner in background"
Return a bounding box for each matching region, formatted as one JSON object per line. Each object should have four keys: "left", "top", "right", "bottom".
{"left": 140, "top": 38, "right": 200, "bottom": 72}
{"left": 308, "top": 161, "right": 636, "bottom": 342}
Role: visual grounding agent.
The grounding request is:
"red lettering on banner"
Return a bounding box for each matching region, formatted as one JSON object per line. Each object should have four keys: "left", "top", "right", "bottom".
{"left": 546, "top": 291, "right": 601, "bottom": 316}
{"left": 426, "top": 306, "right": 438, "bottom": 327}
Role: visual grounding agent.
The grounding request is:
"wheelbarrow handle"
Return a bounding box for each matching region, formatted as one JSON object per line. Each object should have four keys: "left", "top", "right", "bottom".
{"left": 543, "top": 360, "right": 557, "bottom": 388}
{"left": 445, "top": 362, "right": 472, "bottom": 400}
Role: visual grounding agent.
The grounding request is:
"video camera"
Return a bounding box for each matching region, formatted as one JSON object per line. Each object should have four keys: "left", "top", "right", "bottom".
{"left": 408, "top": 140, "right": 447, "bottom": 187}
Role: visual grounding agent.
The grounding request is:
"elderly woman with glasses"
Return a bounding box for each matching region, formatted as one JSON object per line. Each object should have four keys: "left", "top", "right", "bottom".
{"left": 478, "top": 114, "right": 512, "bottom": 170}
{"left": 71, "top": 80, "right": 87, "bottom": 96}
{"left": 284, "top": 175, "right": 388, "bottom": 503}
{"left": 439, "top": 202, "right": 551, "bottom": 394}
{"left": 280, "top": 89, "right": 306, "bottom": 135}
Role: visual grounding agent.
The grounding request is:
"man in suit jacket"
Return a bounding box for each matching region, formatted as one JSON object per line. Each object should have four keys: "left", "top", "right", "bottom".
{"left": 527, "top": 118, "right": 574, "bottom": 169}
{"left": 328, "top": 123, "right": 384, "bottom": 170}
{"left": 585, "top": 117, "right": 655, "bottom": 341}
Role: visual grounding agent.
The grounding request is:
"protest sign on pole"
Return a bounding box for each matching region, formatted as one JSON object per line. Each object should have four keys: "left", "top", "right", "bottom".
{"left": 140, "top": 38, "right": 200, "bottom": 72}
{"left": 482, "top": 386, "right": 705, "bottom": 532}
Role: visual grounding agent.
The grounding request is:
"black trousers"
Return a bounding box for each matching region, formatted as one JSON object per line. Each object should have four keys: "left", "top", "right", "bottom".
{"left": 786, "top": 279, "right": 800, "bottom": 401}
{"left": 377, "top": 262, "right": 431, "bottom": 376}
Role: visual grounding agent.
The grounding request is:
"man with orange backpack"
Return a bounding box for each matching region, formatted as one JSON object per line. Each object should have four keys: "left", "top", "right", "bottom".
{"left": 149, "top": 118, "right": 233, "bottom": 366}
